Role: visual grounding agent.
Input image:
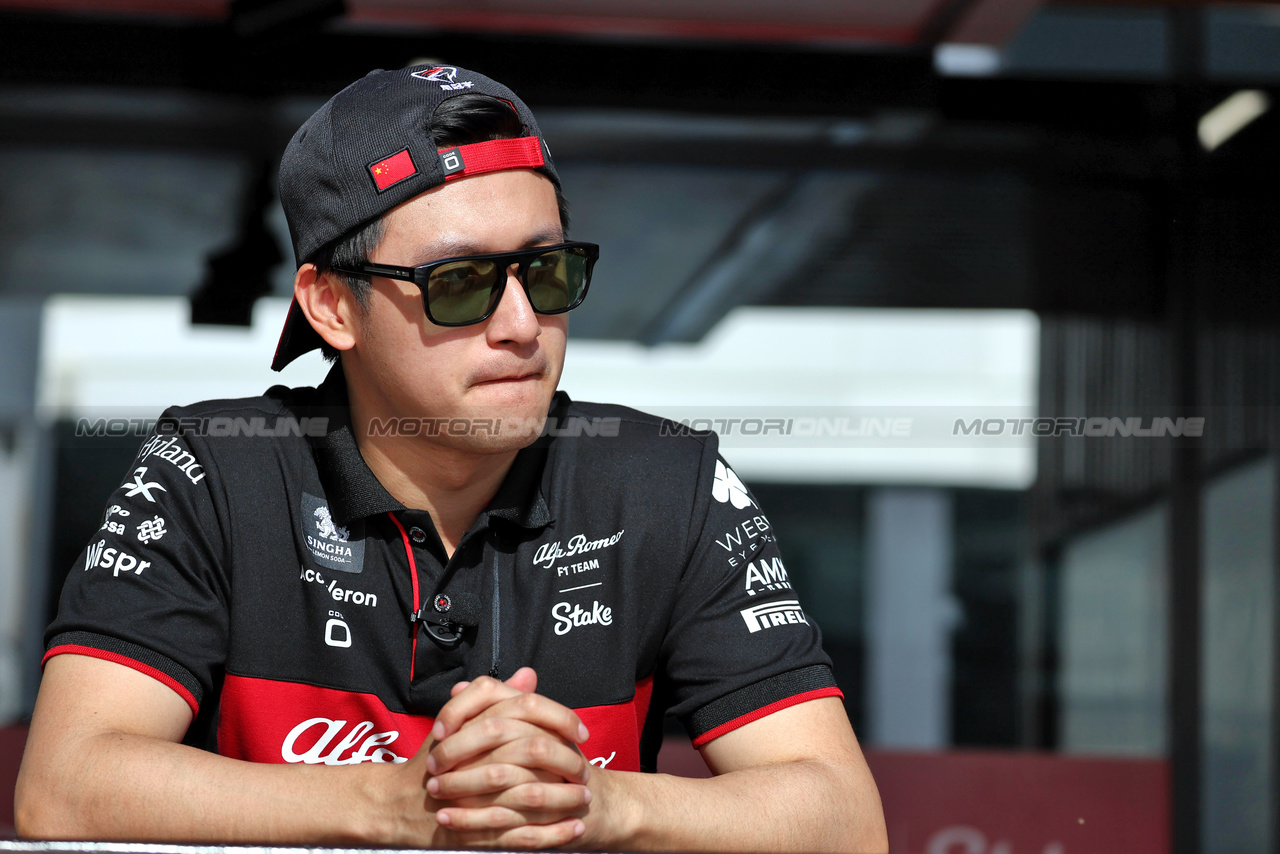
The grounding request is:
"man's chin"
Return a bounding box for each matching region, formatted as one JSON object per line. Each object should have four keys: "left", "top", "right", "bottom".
{"left": 446, "top": 400, "right": 553, "bottom": 452}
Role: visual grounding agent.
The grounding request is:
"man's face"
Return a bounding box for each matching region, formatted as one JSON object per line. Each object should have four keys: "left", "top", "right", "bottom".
{"left": 344, "top": 168, "right": 568, "bottom": 453}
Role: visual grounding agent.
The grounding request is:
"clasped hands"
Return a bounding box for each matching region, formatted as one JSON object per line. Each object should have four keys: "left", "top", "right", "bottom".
{"left": 421, "top": 666, "right": 600, "bottom": 849}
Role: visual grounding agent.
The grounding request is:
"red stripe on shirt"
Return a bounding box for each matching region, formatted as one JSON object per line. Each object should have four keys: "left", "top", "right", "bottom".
{"left": 387, "top": 512, "right": 420, "bottom": 682}
{"left": 691, "top": 686, "right": 844, "bottom": 748}
{"left": 43, "top": 644, "right": 199, "bottom": 717}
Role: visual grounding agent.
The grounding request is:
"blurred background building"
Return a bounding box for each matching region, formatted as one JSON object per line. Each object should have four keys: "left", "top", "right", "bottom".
{"left": 1, "top": 2, "right": 1278, "bottom": 853}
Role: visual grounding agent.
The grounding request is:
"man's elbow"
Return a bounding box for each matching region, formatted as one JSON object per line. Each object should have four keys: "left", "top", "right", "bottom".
{"left": 834, "top": 794, "right": 889, "bottom": 854}
{"left": 14, "top": 769, "right": 89, "bottom": 840}
{"left": 14, "top": 779, "right": 52, "bottom": 839}
{"left": 848, "top": 819, "right": 889, "bottom": 854}
{"left": 820, "top": 758, "right": 888, "bottom": 854}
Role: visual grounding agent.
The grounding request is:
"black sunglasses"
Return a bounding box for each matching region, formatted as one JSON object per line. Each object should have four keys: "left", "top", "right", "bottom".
{"left": 331, "top": 241, "right": 599, "bottom": 327}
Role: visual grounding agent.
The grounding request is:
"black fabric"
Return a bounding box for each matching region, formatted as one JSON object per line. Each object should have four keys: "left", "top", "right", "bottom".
{"left": 688, "top": 664, "right": 838, "bottom": 739}
{"left": 48, "top": 420, "right": 229, "bottom": 748}
{"left": 47, "top": 629, "right": 204, "bottom": 705}
{"left": 272, "top": 65, "right": 565, "bottom": 371}
{"left": 279, "top": 65, "right": 560, "bottom": 270}
{"left": 47, "top": 365, "right": 836, "bottom": 767}
{"left": 307, "top": 367, "right": 403, "bottom": 526}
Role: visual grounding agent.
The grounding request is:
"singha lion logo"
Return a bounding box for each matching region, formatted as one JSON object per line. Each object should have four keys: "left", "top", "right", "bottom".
{"left": 314, "top": 506, "right": 350, "bottom": 542}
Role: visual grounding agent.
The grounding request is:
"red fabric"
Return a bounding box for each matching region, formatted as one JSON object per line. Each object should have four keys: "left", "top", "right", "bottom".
{"left": 571, "top": 683, "right": 652, "bottom": 772}
{"left": 43, "top": 644, "right": 199, "bottom": 716}
{"left": 218, "top": 675, "right": 435, "bottom": 764}
{"left": 633, "top": 674, "right": 654, "bottom": 736}
{"left": 386, "top": 512, "right": 420, "bottom": 681}
{"left": 691, "top": 686, "right": 843, "bottom": 747}
{"left": 217, "top": 674, "right": 655, "bottom": 771}
{"left": 440, "top": 137, "right": 545, "bottom": 182}
{"left": 369, "top": 149, "right": 417, "bottom": 190}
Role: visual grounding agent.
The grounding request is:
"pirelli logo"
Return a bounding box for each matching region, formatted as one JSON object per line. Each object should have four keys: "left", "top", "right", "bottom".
{"left": 740, "top": 599, "right": 807, "bottom": 633}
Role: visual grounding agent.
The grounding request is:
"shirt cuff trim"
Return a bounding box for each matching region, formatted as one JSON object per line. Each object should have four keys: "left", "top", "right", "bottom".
{"left": 691, "top": 687, "right": 844, "bottom": 748}
{"left": 687, "top": 663, "right": 841, "bottom": 744}
{"left": 44, "top": 639, "right": 201, "bottom": 717}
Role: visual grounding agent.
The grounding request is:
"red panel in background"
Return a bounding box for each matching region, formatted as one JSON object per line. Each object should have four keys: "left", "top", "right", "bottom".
{"left": 0, "top": 0, "right": 1051, "bottom": 50}
{"left": 865, "top": 750, "right": 1169, "bottom": 854}
{"left": 0, "top": 725, "right": 28, "bottom": 837}
{"left": 658, "top": 738, "right": 1168, "bottom": 854}
{"left": 0, "top": 0, "right": 948, "bottom": 45}
{"left": 0, "top": 0, "right": 225, "bottom": 17}
{"left": 345, "top": 1, "right": 930, "bottom": 46}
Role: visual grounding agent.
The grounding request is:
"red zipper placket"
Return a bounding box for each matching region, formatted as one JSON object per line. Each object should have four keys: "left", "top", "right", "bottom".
{"left": 387, "top": 513, "right": 421, "bottom": 682}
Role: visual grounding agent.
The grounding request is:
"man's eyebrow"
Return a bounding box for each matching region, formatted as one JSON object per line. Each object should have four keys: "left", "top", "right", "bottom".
{"left": 406, "top": 229, "right": 566, "bottom": 265}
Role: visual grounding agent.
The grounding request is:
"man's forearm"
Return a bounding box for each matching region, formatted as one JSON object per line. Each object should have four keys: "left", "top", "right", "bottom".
{"left": 586, "top": 757, "right": 887, "bottom": 854}
{"left": 16, "top": 729, "right": 434, "bottom": 845}
{"left": 19, "top": 658, "right": 588, "bottom": 850}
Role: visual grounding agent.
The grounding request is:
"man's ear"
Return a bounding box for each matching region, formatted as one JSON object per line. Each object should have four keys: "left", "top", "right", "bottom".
{"left": 294, "top": 263, "right": 359, "bottom": 354}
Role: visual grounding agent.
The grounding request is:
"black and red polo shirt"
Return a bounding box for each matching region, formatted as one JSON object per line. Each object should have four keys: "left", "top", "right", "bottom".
{"left": 46, "top": 366, "right": 842, "bottom": 772}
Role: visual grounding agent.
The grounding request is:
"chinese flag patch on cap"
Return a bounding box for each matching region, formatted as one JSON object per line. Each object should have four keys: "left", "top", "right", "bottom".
{"left": 368, "top": 149, "right": 417, "bottom": 192}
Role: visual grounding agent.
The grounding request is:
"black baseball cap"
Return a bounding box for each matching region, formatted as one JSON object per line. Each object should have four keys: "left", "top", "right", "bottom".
{"left": 272, "top": 64, "right": 561, "bottom": 371}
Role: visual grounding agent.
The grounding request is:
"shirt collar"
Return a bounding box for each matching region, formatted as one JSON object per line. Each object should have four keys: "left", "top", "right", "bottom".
{"left": 309, "top": 363, "right": 552, "bottom": 531}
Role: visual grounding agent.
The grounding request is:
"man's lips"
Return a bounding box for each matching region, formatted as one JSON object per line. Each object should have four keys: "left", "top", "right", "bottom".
{"left": 473, "top": 371, "right": 541, "bottom": 386}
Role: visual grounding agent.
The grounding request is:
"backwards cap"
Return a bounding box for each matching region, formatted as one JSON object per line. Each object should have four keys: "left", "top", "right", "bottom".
{"left": 272, "top": 64, "right": 560, "bottom": 371}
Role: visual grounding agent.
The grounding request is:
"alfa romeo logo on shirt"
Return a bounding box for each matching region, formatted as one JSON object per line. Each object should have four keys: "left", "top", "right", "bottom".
{"left": 301, "top": 492, "right": 365, "bottom": 574}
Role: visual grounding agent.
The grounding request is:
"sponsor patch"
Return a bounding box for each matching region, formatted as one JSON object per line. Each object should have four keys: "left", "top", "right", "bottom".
{"left": 534, "top": 529, "right": 624, "bottom": 571}
{"left": 84, "top": 539, "right": 151, "bottom": 577}
{"left": 368, "top": 149, "right": 417, "bottom": 192}
{"left": 411, "top": 65, "right": 475, "bottom": 91}
{"left": 281, "top": 716, "right": 407, "bottom": 765}
{"left": 100, "top": 504, "right": 130, "bottom": 536}
{"left": 712, "top": 460, "right": 754, "bottom": 509}
{"left": 439, "top": 147, "right": 465, "bottom": 175}
{"left": 302, "top": 492, "right": 365, "bottom": 574}
{"left": 744, "top": 556, "right": 792, "bottom": 597}
{"left": 298, "top": 566, "right": 378, "bottom": 608}
{"left": 136, "top": 435, "right": 205, "bottom": 485}
{"left": 123, "top": 466, "right": 167, "bottom": 503}
{"left": 325, "top": 614, "right": 352, "bottom": 649}
{"left": 552, "top": 600, "right": 613, "bottom": 636}
{"left": 715, "top": 514, "right": 776, "bottom": 567}
{"left": 136, "top": 515, "right": 168, "bottom": 544}
{"left": 739, "top": 599, "right": 807, "bottom": 633}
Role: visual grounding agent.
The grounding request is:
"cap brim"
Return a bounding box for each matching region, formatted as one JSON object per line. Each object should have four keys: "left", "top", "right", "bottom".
{"left": 271, "top": 297, "right": 326, "bottom": 371}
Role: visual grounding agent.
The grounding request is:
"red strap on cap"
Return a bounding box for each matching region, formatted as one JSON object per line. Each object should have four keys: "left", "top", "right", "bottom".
{"left": 439, "top": 136, "right": 545, "bottom": 181}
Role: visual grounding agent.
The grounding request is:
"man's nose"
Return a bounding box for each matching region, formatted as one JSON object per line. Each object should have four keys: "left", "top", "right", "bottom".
{"left": 485, "top": 263, "right": 541, "bottom": 343}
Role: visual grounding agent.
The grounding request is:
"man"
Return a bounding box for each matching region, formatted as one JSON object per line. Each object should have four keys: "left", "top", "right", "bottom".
{"left": 16, "top": 65, "right": 887, "bottom": 851}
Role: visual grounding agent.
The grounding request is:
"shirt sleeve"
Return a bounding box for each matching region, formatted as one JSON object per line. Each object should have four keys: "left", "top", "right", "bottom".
{"left": 44, "top": 416, "right": 229, "bottom": 717}
{"left": 660, "top": 439, "right": 844, "bottom": 746}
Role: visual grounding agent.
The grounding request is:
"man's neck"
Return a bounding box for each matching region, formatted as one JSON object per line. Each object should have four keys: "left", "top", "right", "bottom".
{"left": 344, "top": 390, "right": 516, "bottom": 558}
{"left": 360, "top": 435, "right": 513, "bottom": 557}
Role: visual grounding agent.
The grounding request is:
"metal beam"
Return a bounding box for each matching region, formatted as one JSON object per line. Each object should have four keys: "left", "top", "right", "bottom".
{"left": 1167, "top": 8, "right": 1205, "bottom": 854}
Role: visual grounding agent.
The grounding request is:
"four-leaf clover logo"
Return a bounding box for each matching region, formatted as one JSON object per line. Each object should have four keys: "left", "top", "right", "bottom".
{"left": 712, "top": 460, "right": 755, "bottom": 510}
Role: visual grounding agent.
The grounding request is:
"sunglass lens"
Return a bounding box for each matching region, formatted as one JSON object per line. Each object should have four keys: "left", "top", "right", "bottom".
{"left": 427, "top": 259, "right": 502, "bottom": 323}
{"left": 527, "top": 248, "right": 589, "bottom": 312}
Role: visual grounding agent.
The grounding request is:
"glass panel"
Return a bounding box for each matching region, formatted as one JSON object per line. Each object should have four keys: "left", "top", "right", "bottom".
{"left": 1059, "top": 504, "right": 1168, "bottom": 755}
{"left": 1203, "top": 457, "right": 1275, "bottom": 854}
{"left": 0, "top": 150, "right": 245, "bottom": 296}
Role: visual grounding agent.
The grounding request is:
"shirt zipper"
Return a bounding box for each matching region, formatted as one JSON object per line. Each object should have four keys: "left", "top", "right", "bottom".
{"left": 490, "top": 548, "right": 501, "bottom": 678}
